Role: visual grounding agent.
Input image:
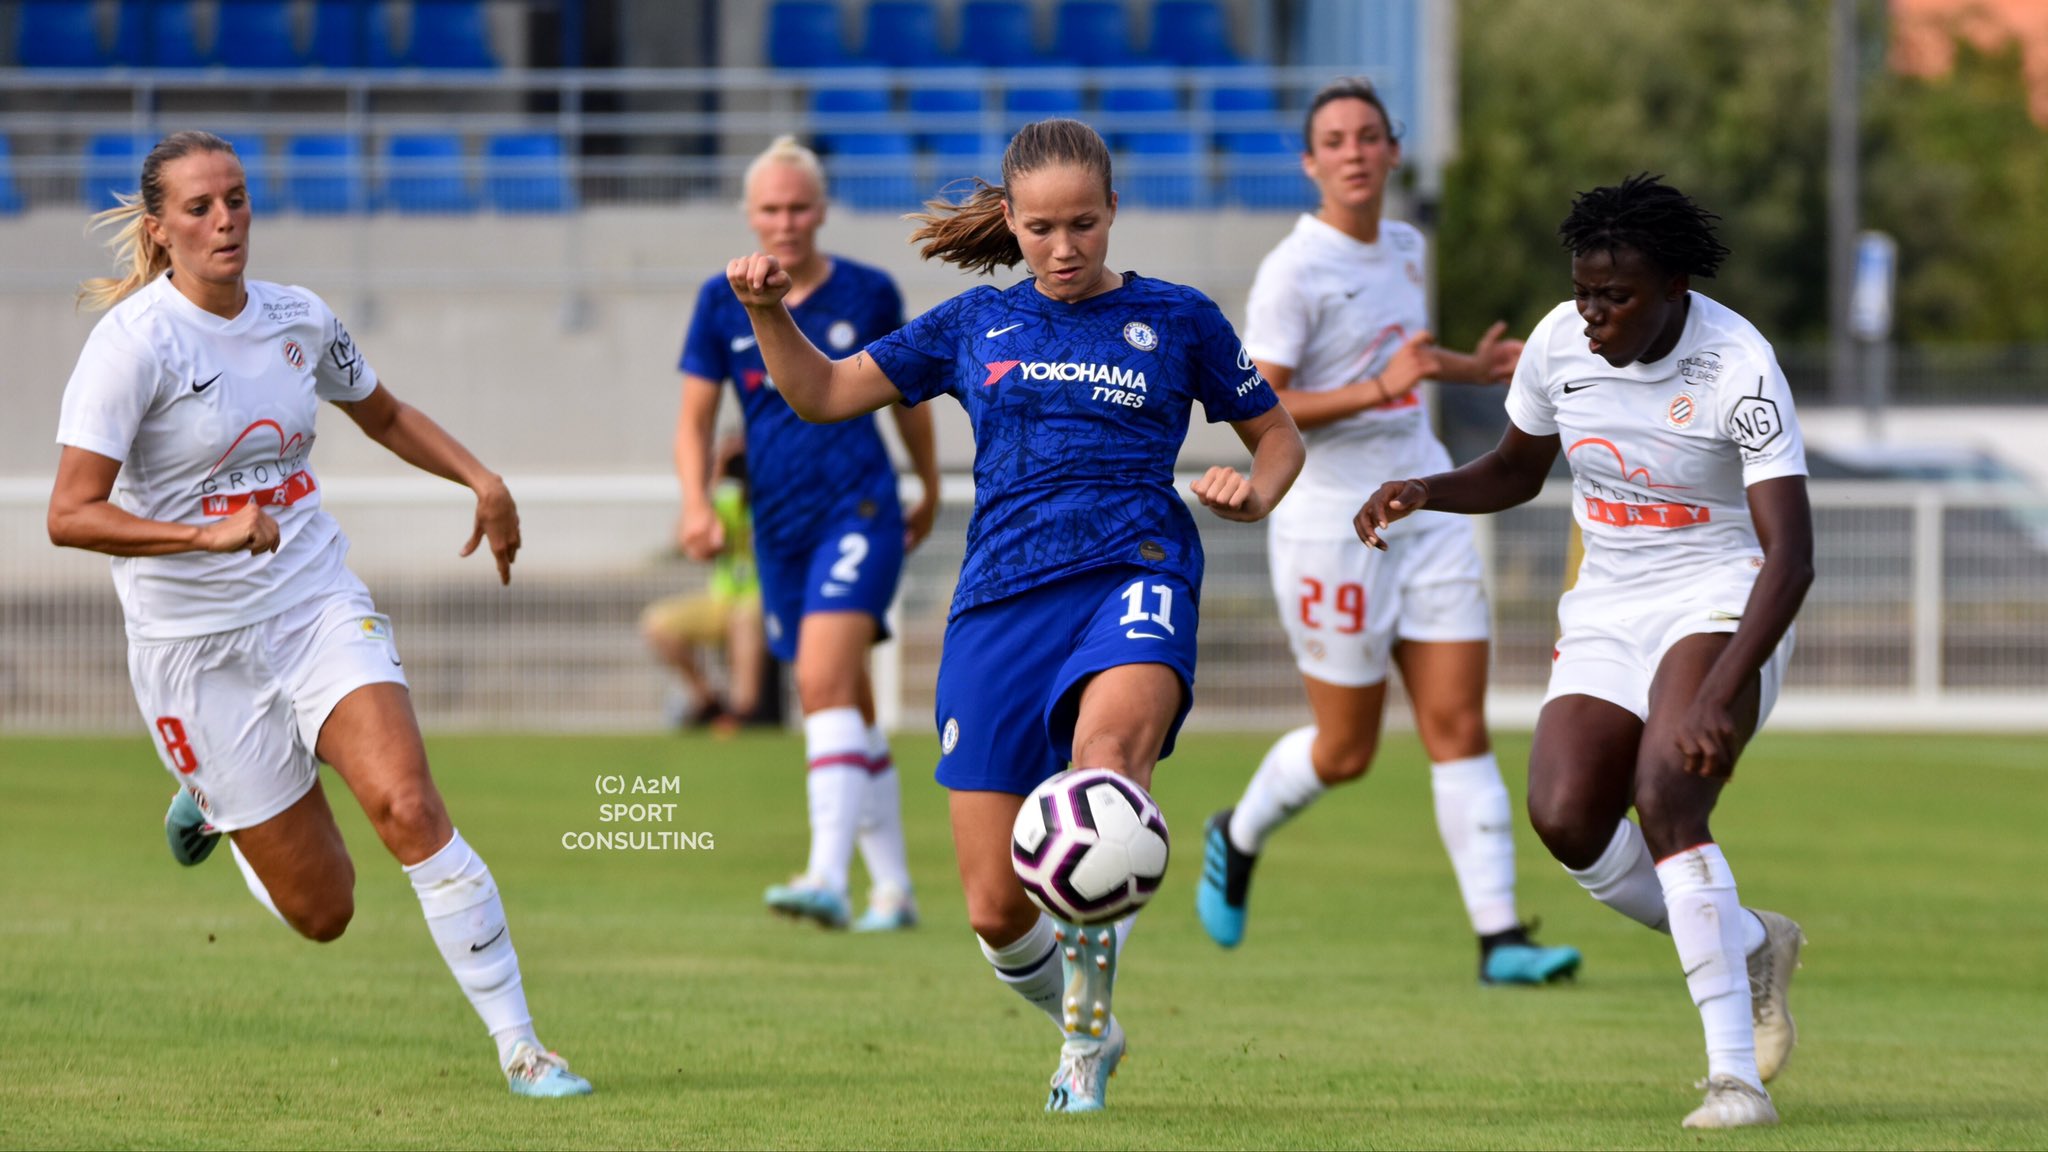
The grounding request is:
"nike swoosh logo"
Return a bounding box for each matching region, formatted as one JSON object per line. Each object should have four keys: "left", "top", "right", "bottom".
{"left": 985, "top": 322, "right": 1024, "bottom": 339}
{"left": 1562, "top": 381, "right": 1602, "bottom": 394}
{"left": 730, "top": 335, "right": 758, "bottom": 352}
{"left": 192, "top": 372, "right": 222, "bottom": 394}
{"left": 1344, "top": 289, "right": 1363, "bottom": 299}
{"left": 1682, "top": 959, "right": 1711, "bottom": 978}
{"left": 1126, "top": 629, "right": 1166, "bottom": 640}
{"left": 470, "top": 926, "right": 506, "bottom": 952}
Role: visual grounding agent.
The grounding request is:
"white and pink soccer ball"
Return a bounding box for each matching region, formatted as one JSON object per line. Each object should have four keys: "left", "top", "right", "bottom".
{"left": 1011, "top": 768, "right": 1171, "bottom": 925}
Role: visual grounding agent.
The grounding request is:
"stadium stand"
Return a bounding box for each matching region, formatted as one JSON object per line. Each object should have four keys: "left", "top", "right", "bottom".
{"left": 383, "top": 134, "right": 477, "bottom": 213}
{"left": 768, "top": 1, "right": 854, "bottom": 68}
{"left": 215, "top": 0, "right": 304, "bottom": 68}
{"left": 0, "top": 138, "right": 25, "bottom": 215}
{"left": 309, "top": 0, "right": 402, "bottom": 68}
{"left": 863, "top": 0, "right": 945, "bottom": 68}
{"left": 114, "top": 0, "right": 211, "bottom": 68}
{"left": 1102, "top": 82, "right": 1204, "bottom": 207}
{"left": 1151, "top": 0, "right": 1240, "bottom": 65}
{"left": 485, "top": 133, "right": 573, "bottom": 213}
{"left": 909, "top": 84, "right": 993, "bottom": 159}
{"left": 407, "top": 0, "right": 499, "bottom": 69}
{"left": 286, "top": 133, "right": 367, "bottom": 213}
{"left": 84, "top": 134, "right": 146, "bottom": 210}
{"left": 957, "top": 0, "right": 1039, "bottom": 67}
{"left": 19, "top": 0, "right": 108, "bottom": 67}
{"left": 810, "top": 80, "right": 921, "bottom": 208}
{"left": 1053, "top": 0, "right": 1139, "bottom": 66}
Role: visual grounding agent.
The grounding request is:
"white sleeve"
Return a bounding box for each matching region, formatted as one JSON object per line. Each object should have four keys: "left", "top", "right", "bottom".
{"left": 1718, "top": 351, "right": 1807, "bottom": 485}
{"left": 56, "top": 327, "right": 159, "bottom": 463}
{"left": 1502, "top": 308, "right": 1561, "bottom": 437}
{"left": 1240, "top": 251, "right": 1309, "bottom": 370}
{"left": 308, "top": 292, "right": 379, "bottom": 402}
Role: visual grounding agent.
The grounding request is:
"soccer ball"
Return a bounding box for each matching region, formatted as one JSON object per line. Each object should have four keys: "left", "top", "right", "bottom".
{"left": 1011, "top": 768, "right": 1170, "bottom": 925}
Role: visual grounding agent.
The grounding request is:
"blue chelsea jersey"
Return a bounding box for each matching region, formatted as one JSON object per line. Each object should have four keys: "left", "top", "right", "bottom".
{"left": 867, "top": 273, "right": 1276, "bottom": 618}
{"left": 679, "top": 257, "right": 905, "bottom": 555}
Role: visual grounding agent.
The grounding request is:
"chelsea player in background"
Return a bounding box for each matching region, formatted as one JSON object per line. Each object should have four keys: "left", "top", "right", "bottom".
{"left": 727, "top": 119, "right": 1304, "bottom": 1113}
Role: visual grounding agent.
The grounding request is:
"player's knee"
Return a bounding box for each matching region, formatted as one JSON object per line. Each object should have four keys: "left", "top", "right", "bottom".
{"left": 1415, "top": 706, "right": 1487, "bottom": 761}
{"left": 1632, "top": 780, "right": 1709, "bottom": 860}
{"left": 1525, "top": 789, "right": 1607, "bottom": 869}
{"left": 793, "top": 665, "right": 854, "bottom": 713}
{"left": 370, "top": 784, "right": 448, "bottom": 853}
{"left": 965, "top": 888, "right": 1038, "bottom": 946}
{"left": 1315, "top": 740, "right": 1377, "bottom": 784}
{"left": 289, "top": 890, "right": 355, "bottom": 943}
{"left": 1073, "top": 731, "right": 1150, "bottom": 776}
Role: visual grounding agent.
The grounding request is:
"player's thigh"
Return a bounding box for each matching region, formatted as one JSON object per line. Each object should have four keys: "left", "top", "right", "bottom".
{"left": 792, "top": 610, "right": 877, "bottom": 714}
{"left": 932, "top": 592, "right": 1072, "bottom": 796}
{"left": 1631, "top": 631, "right": 1757, "bottom": 858}
{"left": 1527, "top": 694, "right": 1644, "bottom": 869}
{"left": 948, "top": 789, "right": 1038, "bottom": 944}
{"left": 128, "top": 627, "right": 319, "bottom": 835}
{"left": 1393, "top": 639, "right": 1491, "bottom": 762}
{"left": 1267, "top": 525, "right": 1400, "bottom": 690}
{"left": 230, "top": 779, "right": 356, "bottom": 937}
{"left": 1049, "top": 568, "right": 1200, "bottom": 788}
{"left": 1298, "top": 674, "right": 1390, "bottom": 782}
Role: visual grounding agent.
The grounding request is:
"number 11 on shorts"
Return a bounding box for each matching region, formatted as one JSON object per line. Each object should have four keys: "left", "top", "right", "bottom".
{"left": 1119, "top": 580, "right": 1176, "bottom": 635}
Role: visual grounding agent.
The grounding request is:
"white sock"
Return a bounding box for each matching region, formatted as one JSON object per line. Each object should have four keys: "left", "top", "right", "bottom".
{"left": 803, "top": 707, "right": 869, "bottom": 896}
{"left": 1229, "top": 726, "right": 1326, "bottom": 855}
{"left": 855, "top": 724, "right": 914, "bottom": 899}
{"left": 404, "top": 831, "right": 539, "bottom": 1069}
{"left": 1429, "top": 753, "right": 1521, "bottom": 936}
{"left": 1567, "top": 819, "right": 1671, "bottom": 932}
{"left": 1656, "top": 843, "right": 1764, "bottom": 1090}
{"left": 229, "top": 839, "right": 287, "bottom": 925}
{"left": 978, "top": 914, "right": 1064, "bottom": 1031}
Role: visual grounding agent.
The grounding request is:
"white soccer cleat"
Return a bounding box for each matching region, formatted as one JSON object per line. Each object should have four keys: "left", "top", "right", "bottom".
{"left": 1681, "top": 1075, "right": 1778, "bottom": 1129}
{"left": 1746, "top": 909, "right": 1805, "bottom": 1082}
{"left": 504, "top": 1042, "right": 594, "bottom": 1098}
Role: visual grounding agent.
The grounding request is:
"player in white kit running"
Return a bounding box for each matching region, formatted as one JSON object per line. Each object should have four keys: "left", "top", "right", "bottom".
{"left": 1356, "top": 175, "right": 1812, "bottom": 1129}
{"left": 1195, "top": 78, "right": 1580, "bottom": 986}
{"left": 46, "top": 132, "right": 592, "bottom": 1099}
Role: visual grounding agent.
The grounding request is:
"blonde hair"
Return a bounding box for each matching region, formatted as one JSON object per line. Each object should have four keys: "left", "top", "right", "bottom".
{"left": 741, "top": 135, "right": 828, "bottom": 205}
{"left": 906, "top": 118, "right": 1113, "bottom": 275}
{"left": 77, "top": 130, "right": 238, "bottom": 312}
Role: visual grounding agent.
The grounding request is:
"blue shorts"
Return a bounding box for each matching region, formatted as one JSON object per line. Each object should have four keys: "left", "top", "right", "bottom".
{"left": 755, "top": 503, "right": 905, "bottom": 664}
{"left": 933, "top": 565, "right": 1199, "bottom": 795}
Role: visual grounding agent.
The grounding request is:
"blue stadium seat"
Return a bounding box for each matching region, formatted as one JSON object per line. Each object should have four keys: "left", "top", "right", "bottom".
{"left": 309, "top": 0, "right": 401, "bottom": 68}
{"left": 217, "top": 133, "right": 275, "bottom": 208}
{"left": 1102, "top": 85, "right": 1203, "bottom": 208}
{"left": 1099, "top": 83, "right": 1181, "bottom": 147}
{"left": 407, "top": 0, "right": 496, "bottom": 69}
{"left": 1220, "top": 132, "right": 1306, "bottom": 209}
{"left": 85, "top": 135, "right": 147, "bottom": 211}
{"left": 1053, "top": 1, "right": 1138, "bottom": 66}
{"left": 863, "top": 1, "right": 944, "bottom": 68}
{"left": 382, "top": 134, "right": 476, "bottom": 213}
{"left": 215, "top": 0, "right": 302, "bottom": 67}
{"left": 958, "top": 1, "right": 1038, "bottom": 68}
{"left": 114, "top": 0, "right": 209, "bottom": 68}
{"left": 0, "top": 139, "right": 27, "bottom": 215}
{"left": 286, "top": 134, "right": 366, "bottom": 213}
{"left": 1208, "top": 82, "right": 1281, "bottom": 150}
{"left": 909, "top": 85, "right": 993, "bottom": 158}
{"left": 768, "top": 1, "right": 854, "bottom": 68}
{"left": 18, "top": 1, "right": 107, "bottom": 67}
{"left": 1151, "top": 0, "right": 1239, "bottom": 66}
{"left": 1004, "top": 85, "right": 1084, "bottom": 122}
{"left": 809, "top": 84, "right": 917, "bottom": 210}
{"left": 485, "top": 133, "right": 572, "bottom": 213}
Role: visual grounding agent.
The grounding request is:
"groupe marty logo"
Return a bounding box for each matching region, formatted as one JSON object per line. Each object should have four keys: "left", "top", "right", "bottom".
{"left": 1123, "top": 321, "right": 1157, "bottom": 351}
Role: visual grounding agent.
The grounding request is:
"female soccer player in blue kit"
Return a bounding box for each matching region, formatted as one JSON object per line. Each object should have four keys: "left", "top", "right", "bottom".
{"left": 678, "top": 137, "right": 939, "bottom": 932}
{"left": 727, "top": 118, "right": 1304, "bottom": 1113}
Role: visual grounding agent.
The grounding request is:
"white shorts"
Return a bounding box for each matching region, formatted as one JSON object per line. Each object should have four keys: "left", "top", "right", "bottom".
{"left": 1544, "top": 579, "right": 1794, "bottom": 725}
{"left": 1267, "top": 511, "right": 1491, "bottom": 688}
{"left": 128, "top": 570, "right": 408, "bottom": 832}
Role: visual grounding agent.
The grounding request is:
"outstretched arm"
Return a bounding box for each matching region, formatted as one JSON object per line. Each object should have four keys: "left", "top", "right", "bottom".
{"left": 1431, "top": 320, "right": 1523, "bottom": 385}
{"left": 336, "top": 383, "right": 520, "bottom": 584}
{"left": 1191, "top": 403, "right": 1305, "bottom": 523}
{"left": 727, "top": 253, "right": 906, "bottom": 423}
{"left": 1354, "top": 422, "right": 1559, "bottom": 548}
{"left": 890, "top": 401, "right": 941, "bottom": 551}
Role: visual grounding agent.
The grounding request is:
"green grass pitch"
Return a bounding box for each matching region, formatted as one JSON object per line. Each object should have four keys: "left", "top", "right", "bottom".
{"left": 2, "top": 730, "right": 2043, "bottom": 1149}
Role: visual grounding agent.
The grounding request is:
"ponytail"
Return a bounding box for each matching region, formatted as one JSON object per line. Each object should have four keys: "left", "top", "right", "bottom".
{"left": 77, "top": 130, "right": 237, "bottom": 311}
{"left": 905, "top": 118, "right": 1114, "bottom": 275}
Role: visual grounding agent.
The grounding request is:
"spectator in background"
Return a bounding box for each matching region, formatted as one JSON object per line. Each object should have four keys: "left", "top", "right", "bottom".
{"left": 642, "top": 435, "right": 766, "bottom": 733}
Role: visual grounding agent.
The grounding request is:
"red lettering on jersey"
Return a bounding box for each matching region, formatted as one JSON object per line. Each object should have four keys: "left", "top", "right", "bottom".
{"left": 200, "top": 470, "right": 318, "bottom": 517}
{"left": 1582, "top": 495, "right": 1710, "bottom": 528}
{"left": 741, "top": 369, "right": 765, "bottom": 393}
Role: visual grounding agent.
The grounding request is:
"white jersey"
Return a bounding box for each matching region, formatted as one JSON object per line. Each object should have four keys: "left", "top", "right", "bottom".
{"left": 56, "top": 275, "right": 379, "bottom": 641}
{"left": 1244, "top": 214, "right": 1451, "bottom": 533}
{"left": 1505, "top": 292, "right": 1807, "bottom": 595}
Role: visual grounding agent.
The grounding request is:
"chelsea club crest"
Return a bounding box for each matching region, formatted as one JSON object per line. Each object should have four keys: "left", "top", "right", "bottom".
{"left": 1123, "top": 321, "right": 1158, "bottom": 352}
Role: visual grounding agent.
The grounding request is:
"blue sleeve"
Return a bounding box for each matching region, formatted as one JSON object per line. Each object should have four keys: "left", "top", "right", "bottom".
{"left": 1186, "top": 296, "right": 1278, "bottom": 423}
{"left": 679, "top": 278, "right": 730, "bottom": 381}
{"left": 865, "top": 293, "right": 964, "bottom": 407}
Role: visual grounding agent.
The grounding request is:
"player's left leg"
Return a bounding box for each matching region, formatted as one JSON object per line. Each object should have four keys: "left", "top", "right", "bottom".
{"left": 1396, "top": 636, "right": 1580, "bottom": 985}
{"left": 1635, "top": 632, "right": 1799, "bottom": 1126}
{"left": 772, "top": 609, "right": 881, "bottom": 928}
{"left": 315, "top": 682, "right": 589, "bottom": 1097}
{"left": 853, "top": 699, "right": 918, "bottom": 932}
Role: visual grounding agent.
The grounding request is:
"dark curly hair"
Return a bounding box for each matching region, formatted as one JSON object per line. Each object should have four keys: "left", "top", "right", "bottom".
{"left": 1558, "top": 173, "right": 1729, "bottom": 278}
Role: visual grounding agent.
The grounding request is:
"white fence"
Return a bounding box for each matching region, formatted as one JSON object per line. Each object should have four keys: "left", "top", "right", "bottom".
{"left": 4, "top": 476, "right": 2046, "bottom": 734}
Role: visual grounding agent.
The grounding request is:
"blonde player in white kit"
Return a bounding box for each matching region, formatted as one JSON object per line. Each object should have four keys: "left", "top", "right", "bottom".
{"left": 1357, "top": 174, "right": 1812, "bottom": 1129}
{"left": 46, "top": 132, "right": 592, "bottom": 1099}
{"left": 1196, "top": 78, "right": 1580, "bottom": 986}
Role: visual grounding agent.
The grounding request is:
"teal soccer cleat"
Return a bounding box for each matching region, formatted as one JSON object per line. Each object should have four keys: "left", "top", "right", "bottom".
{"left": 504, "top": 1043, "right": 594, "bottom": 1098}
{"left": 1480, "top": 924, "right": 1582, "bottom": 985}
{"left": 764, "top": 878, "right": 851, "bottom": 929}
{"left": 1045, "top": 918, "right": 1122, "bottom": 1112}
{"left": 851, "top": 887, "right": 919, "bottom": 933}
{"left": 165, "top": 789, "right": 220, "bottom": 866}
{"left": 1046, "top": 1018, "right": 1125, "bottom": 1114}
{"left": 1195, "top": 809, "right": 1257, "bottom": 948}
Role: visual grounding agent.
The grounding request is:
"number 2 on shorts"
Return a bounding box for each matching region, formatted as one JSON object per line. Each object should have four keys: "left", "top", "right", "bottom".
{"left": 830, "top": 533, "right": 869, "bottom": 583}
